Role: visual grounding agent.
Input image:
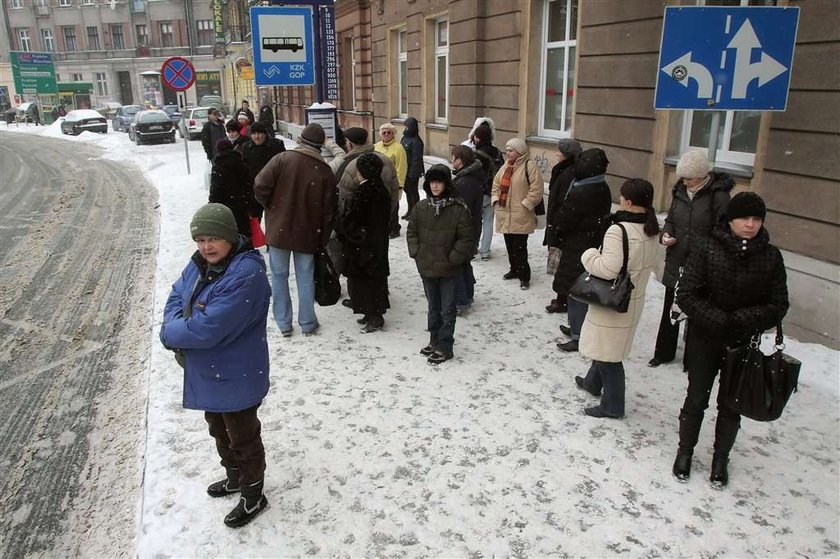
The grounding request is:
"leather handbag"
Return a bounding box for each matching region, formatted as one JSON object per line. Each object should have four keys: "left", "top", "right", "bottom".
{"left": 313, "top": 249, "right": 341, "bottom": 306}
{"left": 568, "top": 222, "right": 634, "bottom": 313}
{"left": 719, "top": 324, "right": 801, "bottom": 422}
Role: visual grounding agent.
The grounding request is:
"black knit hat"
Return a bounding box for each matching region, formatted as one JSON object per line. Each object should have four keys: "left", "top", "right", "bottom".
{"left": 344, "top": 127, "right": 368, "bottom": 146}
{"left": 249, "top": 122, "right": 268, "bottom": 135}
{"left": 574, "top": 148, "right": 609, "bottom": 180}
{"left": 299, "top": 123, "right": 325, "bottom": 149}
{"left": 356, "top": 153, "right": 383, "bottom": 181}
{"left": 190, "top": 203, "right": 239, "bottom": 244}
{"left": 726, "top": 191, "right": 766, "bottom": 221}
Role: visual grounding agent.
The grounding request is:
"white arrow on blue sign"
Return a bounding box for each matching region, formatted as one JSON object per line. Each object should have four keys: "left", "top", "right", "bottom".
{"left": 654, "top": 6, "right": 799, "bottom": 111}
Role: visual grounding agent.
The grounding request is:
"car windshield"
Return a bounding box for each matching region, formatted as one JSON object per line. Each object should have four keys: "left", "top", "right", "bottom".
{"left": 163, "top": 106, "right": 179, "bottom": 115}
{"left": 139, "top": 111, "right": 169, "bottom": 123}
{"left": 124, "top": 106, "right": 142, "bottom": 116}
{"left": 191, "top": 109, "right": 209, "bottom": 118}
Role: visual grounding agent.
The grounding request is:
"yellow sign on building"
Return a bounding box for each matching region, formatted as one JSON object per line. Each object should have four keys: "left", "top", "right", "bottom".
{"left": 241, "top": 67, "right": 254, "bottom": 80}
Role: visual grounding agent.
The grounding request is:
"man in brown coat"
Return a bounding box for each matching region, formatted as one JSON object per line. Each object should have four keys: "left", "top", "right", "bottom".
{"left": 254, "top": 123, "right": 338, "bottom": 336}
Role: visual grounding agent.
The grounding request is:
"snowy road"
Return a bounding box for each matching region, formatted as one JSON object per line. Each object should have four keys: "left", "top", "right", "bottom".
{"left": 0, "top": 132, "right": 157, "bottom": 557}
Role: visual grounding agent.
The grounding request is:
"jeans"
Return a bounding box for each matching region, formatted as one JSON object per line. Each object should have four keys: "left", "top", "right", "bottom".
{"left": 652, "top": 285, "right": 680, "bottom": 362}
{"left": 422, "top": 275, "right": 458, "bottom": 354}
{"left": 455, "top": 262, "right": 475, "bottom": 307}
{"left": 567, "top": 297, "right": 588, "bottom": 341}
{"left": 503, "top": 233, "right": 530, "bottom": 282}
{"left": 478, "top": 195, "right": 494, "bottom": 256}
{"left": 267, "top": 247, "right": 318, "bottom": 333}
{"left": 583, "top": 361, "right": 626, "bottom": 417}
{"left": 205, "top": 404, "right": 265, "bottom": 485}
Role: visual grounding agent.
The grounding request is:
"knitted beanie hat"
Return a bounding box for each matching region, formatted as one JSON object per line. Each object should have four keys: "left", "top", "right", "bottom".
{"left": 190, "top": 203, "right": 239, "bottom": 244}
{"left": 299, "top": 123, "right": 325, "bottom": 149}
{"left": 726, "top": 191, "right": 767, "bottom": 221}
{"left": 676, "top": 149, "right": 710, "bottom": 179}
{"left": 344, "top": 127, "right": 368, "bottom": 146}
{"left": 505, "top": 137, "right": 527, "bottom": 156}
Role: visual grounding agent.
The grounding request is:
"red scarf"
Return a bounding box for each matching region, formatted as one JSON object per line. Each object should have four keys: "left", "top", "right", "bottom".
{"left": 498, "top": 163, "right": 514, "bottom": 207}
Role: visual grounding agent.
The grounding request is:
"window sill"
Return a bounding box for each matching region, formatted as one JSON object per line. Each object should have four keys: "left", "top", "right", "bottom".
{"left": 664, "top": 155, "right": 754, "bottom": 179}
{"left": 426, "top": 122, "right": 448, "bottom": 131}
{"left": 525, "top": 133, "right": 570, "bottom": 146}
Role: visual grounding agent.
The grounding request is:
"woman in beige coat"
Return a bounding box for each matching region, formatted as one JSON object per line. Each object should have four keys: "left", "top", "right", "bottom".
{"left": 575, "top": 179, "right": 660, "bottom": 418}
{"left": 491, "top": 138, "right": 544, "bottom": 289}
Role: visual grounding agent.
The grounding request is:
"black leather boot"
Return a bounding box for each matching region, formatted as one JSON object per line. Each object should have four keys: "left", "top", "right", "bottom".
{"left": 224, "top": 478, "right": 268, "bottom": 528}
{"left": 674, "top": 410, "right": 702, "bottom": 481}
{"left": 207, "top": 467, "right": 240, "bottom": 498}
{"left": 672, "top": 450, "right": 693, "bottom": 482}
{"left": 710, "top": 454, "right": 729, "bottom": 488}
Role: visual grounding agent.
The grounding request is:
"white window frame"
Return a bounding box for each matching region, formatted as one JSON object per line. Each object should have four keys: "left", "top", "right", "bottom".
{"left": 82, "top": 0, "right": 95, "bottom": 5}
{"left": 397, "top": 29, "right": 407, "bottom": 118}
{"left": 72, "top": 73, "right": 83, "bottom": 82}
{"left": 95, "top": 72, "right": 108, "bottom": 96}
{"left": 59, "top": 0, "right": 73, "bottom": 6}
{"left": 136, "top": 24, "right": 148, "bottom": 47}
{"left": 18, "top": 29, "right": 31, "bottom": 51}
{"left": 679, "top": 0, "right": 770, "bottom": 167}
{"left": 40, "top": 28, "right": 55, "bottom": 52}
{"left": 11, "top": 0, "right": 23, "bottom": 9}
{"left": 433, "top": 18, "right": 448, "bottom": 123}
{"left": 538, "top": 0, "right": 577, "bottom": 137}
{"left": 159, "top": 22, "right": 173, "bottom": 48}
{"left": 196, "top": 20, "right": 213, "bottom": 46}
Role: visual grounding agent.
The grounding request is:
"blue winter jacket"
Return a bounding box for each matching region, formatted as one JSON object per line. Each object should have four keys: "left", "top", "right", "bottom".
{"left": 160, "top": 243, "right": 271, "bottom": 413}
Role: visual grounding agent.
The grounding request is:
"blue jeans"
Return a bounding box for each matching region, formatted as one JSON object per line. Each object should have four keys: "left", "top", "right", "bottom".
{"left": 267, "top": 247, "right": 318, "bottom": 333}
{"left": 567, "top": 297, "right": 588, "bottom": 340}
{"left": 583, "top": 360, "right": 626, "bottom": 417}
{"left": 422, "top": 276, "right": 458, "bottom": 354}
{"left": 478, "top": 195, "right": 494, "bottom": 256}
{"left": 455, "top": 262, "right": 475, "bottom": 307}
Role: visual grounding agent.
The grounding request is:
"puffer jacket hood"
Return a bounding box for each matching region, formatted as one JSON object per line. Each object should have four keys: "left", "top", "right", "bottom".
{"left": 467, "top": 117, "right": 496, "bottom": 142}
{"left": 403, "top": 117, "right": 419, "bottom": 137}
{"left": 574, "top": 148, "right": 610, "bottom": 180}
{"left": 213, "top": 148, "right": 245, "bottom": 172}
{"left": 422, "top": 164, "right": 454, "bottom": 198}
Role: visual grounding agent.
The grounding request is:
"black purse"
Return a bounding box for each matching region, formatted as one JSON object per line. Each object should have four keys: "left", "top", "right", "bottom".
{"left": 719, "top": 324, "right": 801, "bottom": 422}
{"left": 568, "top": 222, "right": 634, "bottom": 313}
{"left": 313, "top": 249, "right": 341, "bottom": 306}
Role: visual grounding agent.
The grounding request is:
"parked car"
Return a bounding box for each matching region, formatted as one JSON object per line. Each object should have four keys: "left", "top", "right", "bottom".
{"left": 94, "top": 101, "right": 122, "bottom": 119}
{"left": 15, "top": 102, "right": 34, "bottom": 123}
{"left": 161, "top": 104, "right": 182, "bottom": 125}
{"left": 198, "top": 95, "right": 225, "bottom": 114}
{"left": 179, "top": 106, "right": 210, "bottom": 140}
{"left": 60, "top": 109, "right": 108, "bottom": 135}
{"left": 113, "top": 104, "right": 143, "bottom": 132}
{"left": 129, "top": 110, "right": 176, "bottom": 145}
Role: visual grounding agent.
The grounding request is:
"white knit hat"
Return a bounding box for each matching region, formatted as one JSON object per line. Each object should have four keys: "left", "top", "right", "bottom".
{"left": 505, "top": 137, "right": 527, "bottom": 156}
{"left": 676, "top": 149, "right": 710, "bottom": 179}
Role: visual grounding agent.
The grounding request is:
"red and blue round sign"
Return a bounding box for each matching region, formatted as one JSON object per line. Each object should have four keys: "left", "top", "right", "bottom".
{"left": 161, "top": 56, "right": 196, "bottom": 91}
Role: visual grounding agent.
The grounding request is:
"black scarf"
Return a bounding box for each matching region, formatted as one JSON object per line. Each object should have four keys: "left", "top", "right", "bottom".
{"left": 612, "top": 210, "right": 647, "bottom": 224}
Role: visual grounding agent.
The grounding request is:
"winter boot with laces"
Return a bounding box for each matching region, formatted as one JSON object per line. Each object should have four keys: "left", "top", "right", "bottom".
{"left": 224, "top": 478, "right": 268, "bottom": 528}
{"left": 207, "top": 467, "right": 240, "bottom": 498}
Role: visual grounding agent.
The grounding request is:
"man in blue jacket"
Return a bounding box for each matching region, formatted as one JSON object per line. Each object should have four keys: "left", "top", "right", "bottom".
{"left": 160, "top": 203, "right": 272, "bottom": 528}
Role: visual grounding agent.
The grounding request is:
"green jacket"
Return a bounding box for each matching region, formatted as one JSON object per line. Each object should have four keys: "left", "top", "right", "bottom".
{"left": 407, "top": 196, "right": 474, "bottom": 278}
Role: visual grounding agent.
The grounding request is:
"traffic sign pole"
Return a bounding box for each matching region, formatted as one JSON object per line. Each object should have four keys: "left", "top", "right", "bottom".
{"left": 161, "top": 57, "right": 196, "bottom": 175}
{"left": 177, "top": 91, "right": 191, "bottom": 175}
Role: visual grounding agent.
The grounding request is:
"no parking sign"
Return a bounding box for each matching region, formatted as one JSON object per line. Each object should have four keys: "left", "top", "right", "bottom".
{"left": 161, "top": 57, "right": 196, "bottom": 91}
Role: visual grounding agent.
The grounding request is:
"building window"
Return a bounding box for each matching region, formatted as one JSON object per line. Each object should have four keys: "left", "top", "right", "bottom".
{"left": 159, "top": 22, "right": 173, "bottom": 48}
{"left": 111, "top": 24, "right": 124, "bottom": 49}
{"left": 136, "top": 24, "right": 148, "bottom": 47}
{"left": 678, "top": 0, "right": 773, "bottom": 166}
{"left": 82, "top": 0, "right": 95, "bottom": 5}
{"left": 396, "top": 29, "right": 407, "bottom": 118}
{"left": 59, "top": 0, "right": 73, "bottom": 6}
{"left": 72, "top": 73, "right": 83, "bottom": 82}
{"left": 40, "top": 28, "right": 55, "bottom": 52}
{"left": 17, "top": 29, "right": 31, "bottom": 51}
{"left": 539, "top": 0, "right": 577, "bottom": 136}
{"left": 12, "top": 0, "right": 23, "bottom": 8}
{"left": 95, "top": 72, "right": 108, "bottom": 96}
{"left": 196, "top": 20, "right": 213, "bottom": 46}
{"left": 434, "top": 19, "right": 448, "bottom": 122}
{"left": 63, "top": 26, "right": 77, "bottom": 51}
{"left": 87, "top": 26, "right": 100, "bottom": 50}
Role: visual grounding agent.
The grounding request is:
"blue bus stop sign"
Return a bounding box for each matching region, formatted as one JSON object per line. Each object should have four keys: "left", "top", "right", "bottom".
{"left": 654, "top": 7, "right": 799, "bottom": 111}
{"left": 251, "top": 6, "right": 315, "bottom": 86}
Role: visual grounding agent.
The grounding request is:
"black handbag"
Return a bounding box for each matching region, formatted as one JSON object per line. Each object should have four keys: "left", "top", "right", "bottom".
{"left": 719, "top": 324, "right": 801, "bottom": 422}
{"left": 313, "top": 249, "right": 341, "bottom": 306}
{"left": 568, "top": 222, "right": 634, "bottom": 313}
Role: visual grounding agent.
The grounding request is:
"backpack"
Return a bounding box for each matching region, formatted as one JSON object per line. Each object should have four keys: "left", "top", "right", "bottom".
{"left": 473, "top": 146, "right": 503, "bottom": 196}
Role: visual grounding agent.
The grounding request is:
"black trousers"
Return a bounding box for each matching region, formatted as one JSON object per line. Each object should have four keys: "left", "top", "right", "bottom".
{"left": 389, "top": 199, "right": 401, "bottom": 235}
{"left": 503, "top": 233, "right": 530, "bottom": 282}
{"left": 653, "top": 286, "right": 681, "bottom": 362}
{"left": 678, "top": 325, "right": 741, "bottom": 456}
{"left": 205, "top": 404, "right": 266, "bottom": 485}
{"left": 404, "top": 176, "right": 420, "bottom": 217}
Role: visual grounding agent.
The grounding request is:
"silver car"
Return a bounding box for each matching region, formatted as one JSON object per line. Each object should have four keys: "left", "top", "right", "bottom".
{"left": 179, "top": 106, "right": 211, "bottom": 140}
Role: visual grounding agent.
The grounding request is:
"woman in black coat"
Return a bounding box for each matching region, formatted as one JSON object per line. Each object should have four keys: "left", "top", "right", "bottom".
{"left": 673, "top": 192, "right": 788, "bottom": 488}
{"left": 649, "top": 150, "right": 734, "bottom": 367}
{"left": 554, "top": 148, "right": 613, "bottom": 352}
{"left": 338, "top": 153, "right": 393, "bottom": 332}
{"left": 209, "top": 140, "right": 253, "bottom": 237}
{"left": 400, "top": 116, "right": 425, "bottom": 219}
{"left": 544, "top": 138, "right": 582, "bottom": 313}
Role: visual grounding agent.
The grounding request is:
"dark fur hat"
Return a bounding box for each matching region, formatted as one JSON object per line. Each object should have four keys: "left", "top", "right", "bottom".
{"left": 422, "top": 164, "right": 454, "bottom": 197}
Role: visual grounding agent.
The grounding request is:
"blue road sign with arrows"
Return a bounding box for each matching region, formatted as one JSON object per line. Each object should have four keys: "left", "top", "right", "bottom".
{"left": 251, "top": 6, "right": 315, "bottom": 87}
{"left": 654, "top": 7, "right": 799, "bottom": 111}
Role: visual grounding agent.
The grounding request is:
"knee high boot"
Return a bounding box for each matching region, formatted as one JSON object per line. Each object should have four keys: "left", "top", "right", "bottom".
{"left": 673, "top": 410, "right": 703, "bottom": 481}
{"left": 710, "top": 413, "right": 740, "bottom": 488}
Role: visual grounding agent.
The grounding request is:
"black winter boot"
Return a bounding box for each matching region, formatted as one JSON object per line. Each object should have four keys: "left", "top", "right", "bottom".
{"left": 674, "top": 410, "right": 703, "bottom": 481}
{"left": 710, "top": 454, "right": 729, "bottom": 488}
{"left": 672, "top": 450, "right": 693, "bottom": 482}
{"left": 207, "top": 467, "right": 240, "bottom": 498}
{"left": 224, "top": 478, "right": 268, "bottom": 528}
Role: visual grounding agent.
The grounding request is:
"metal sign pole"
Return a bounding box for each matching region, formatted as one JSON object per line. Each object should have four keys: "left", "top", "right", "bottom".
{"left": 707, "top": 111, "right": 721, "bottom": 168}
{"left": 177, "top": 90, "right": 191, "bottom": 175}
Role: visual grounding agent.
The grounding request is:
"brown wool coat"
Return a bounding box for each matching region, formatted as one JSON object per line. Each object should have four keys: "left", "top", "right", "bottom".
{"left": 579, "top": 221, "right": 659, "bottom": 362}
{"left": 254, "top": 147, "right": 338, "bottom": 254}
{"left": 491, "top": 155, "right": 543, "bottom": 235}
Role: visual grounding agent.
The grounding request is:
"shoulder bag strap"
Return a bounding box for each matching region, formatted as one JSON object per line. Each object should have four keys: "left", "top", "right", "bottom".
{"left": 615, "top": 222, "right": 629, "bottom": 275}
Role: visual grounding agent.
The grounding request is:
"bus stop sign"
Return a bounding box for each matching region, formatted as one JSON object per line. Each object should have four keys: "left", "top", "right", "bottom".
{"left": 250, "top": 6, "right": 315, "bottom": 86}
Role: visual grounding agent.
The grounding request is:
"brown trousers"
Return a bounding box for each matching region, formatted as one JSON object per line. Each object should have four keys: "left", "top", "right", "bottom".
{"left": 204, "top": 404, "right": 266, "bottom": 485}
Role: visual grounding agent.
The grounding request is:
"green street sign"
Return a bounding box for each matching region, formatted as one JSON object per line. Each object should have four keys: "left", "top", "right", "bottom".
{"left": 11, "top": 51, "right": 58, "bottom": 95}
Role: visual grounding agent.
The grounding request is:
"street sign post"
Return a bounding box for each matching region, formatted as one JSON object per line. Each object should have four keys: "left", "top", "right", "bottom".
{"left": 320, "top": 5, "right": 338, "bottom": 101}
{"left": 161, "top": 56, "right": 196, "bottom": 175}
{"left": 250, "top": 6, "right": 315, "bottom": 87}
{"left": 655, "top": 6, "right": 799, "bottom": 111}
{"left": 10, "top": 51, "right": 58, "bottom": 95}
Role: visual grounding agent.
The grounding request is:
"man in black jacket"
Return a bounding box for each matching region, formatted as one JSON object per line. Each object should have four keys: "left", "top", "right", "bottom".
{"left": 242, "top": 122, "right": 285, "bottom": 220}
{"left": 200, "top": 108, "right": 226, "bottom": 161}
{"left": 451, "top": 145, "right": 485, "bottom": 313}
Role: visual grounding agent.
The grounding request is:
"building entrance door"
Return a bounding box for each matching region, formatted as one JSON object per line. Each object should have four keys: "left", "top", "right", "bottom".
{"left": 117, "top": 72, "right": 133, "bottom": 105}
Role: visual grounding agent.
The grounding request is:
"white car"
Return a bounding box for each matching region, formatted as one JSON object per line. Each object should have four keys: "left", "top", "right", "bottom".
{"left": 179, "top": 106, "right": 212, "bottom": 141}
